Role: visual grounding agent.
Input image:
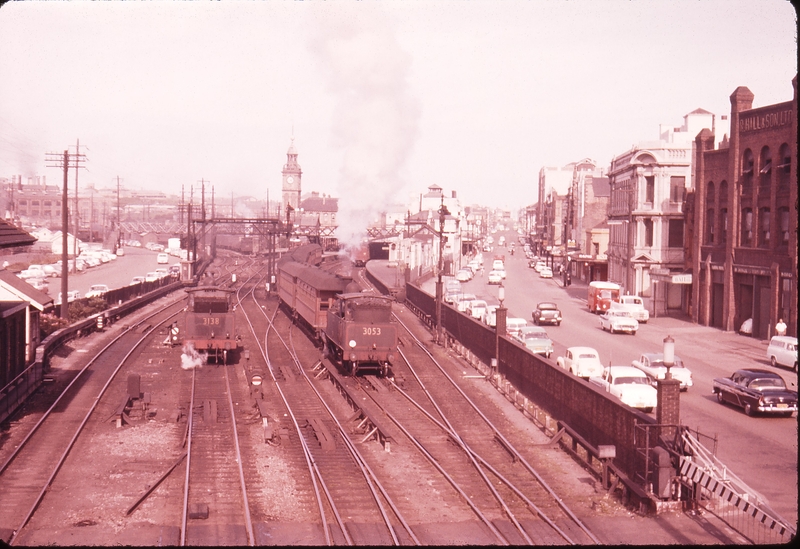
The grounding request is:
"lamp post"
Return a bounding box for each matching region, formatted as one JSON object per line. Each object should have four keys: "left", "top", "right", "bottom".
{"left": 656, "top": 334, "right": 680, "bottom": 446}
{"left": 662, "top": 335, "right": 675, "bottom": 379}
{"left": 435, "top": 200, "right": 450, "bottom": 346}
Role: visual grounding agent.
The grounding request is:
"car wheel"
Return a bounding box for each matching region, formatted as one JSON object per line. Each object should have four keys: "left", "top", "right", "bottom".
{"left": 781, "top": 411, "right": 794, "bottom": 418}
{"left": 770, "top": 356, "right": 777, "bottom": 367}
{"left": 610, "top": 326, "right": 615, "bottom": 334}
{"left": 716, "top": 391, "right": 724, "bottom": 404}
{"left": 744, "top": 403, "right": 754, "bottom": 416}
{"left": 557, "top": 321, "right": 561, "bottom": 326}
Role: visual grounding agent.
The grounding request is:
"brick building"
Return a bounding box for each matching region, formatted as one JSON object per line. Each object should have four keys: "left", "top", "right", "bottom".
{"left": 690, "top": 77, "right": 797, "bottom": 339}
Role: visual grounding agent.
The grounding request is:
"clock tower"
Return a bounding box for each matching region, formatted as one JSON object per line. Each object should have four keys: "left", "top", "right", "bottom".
{"left": 281, "top": 138, "right": 302, "bottom": 213}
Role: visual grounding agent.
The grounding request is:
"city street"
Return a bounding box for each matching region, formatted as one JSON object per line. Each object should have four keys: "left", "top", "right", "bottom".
{"left": 426, "top": 231, "right": 797, "bottom": 526}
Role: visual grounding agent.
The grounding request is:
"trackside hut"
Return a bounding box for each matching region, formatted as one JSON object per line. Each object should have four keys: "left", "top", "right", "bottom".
{"left": 0, "top": 270, "right": 54, "bottom": 365}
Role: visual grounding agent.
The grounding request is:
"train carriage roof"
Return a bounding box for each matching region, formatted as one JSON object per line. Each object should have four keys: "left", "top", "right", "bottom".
{"left": 280, "top": 261, "right": 352, "bottom": 292}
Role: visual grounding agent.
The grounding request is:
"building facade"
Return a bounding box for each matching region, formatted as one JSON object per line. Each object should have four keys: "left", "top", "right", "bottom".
{"left": 691, "top": 79, "right": 797, "bottom": 339}
{"left": 607, "top": 109, "right": 717, "bottom": 316}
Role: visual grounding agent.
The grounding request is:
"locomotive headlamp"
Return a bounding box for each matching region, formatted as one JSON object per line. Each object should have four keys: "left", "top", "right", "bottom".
{"left": 349, "top": 340, "right": 357, "bottom": 348}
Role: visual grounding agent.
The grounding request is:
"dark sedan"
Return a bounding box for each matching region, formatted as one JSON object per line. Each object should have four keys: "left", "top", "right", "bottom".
{"left": 532, "top": 301, "right": 562, "bottom": 326}
{"left": 712, "top": 369, "right": 797, "bottom": 417}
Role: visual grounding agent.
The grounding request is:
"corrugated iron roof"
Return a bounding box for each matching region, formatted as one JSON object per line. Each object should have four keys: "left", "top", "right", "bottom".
{"left": 0, "top": 219, "right": 36, "bottom": 248}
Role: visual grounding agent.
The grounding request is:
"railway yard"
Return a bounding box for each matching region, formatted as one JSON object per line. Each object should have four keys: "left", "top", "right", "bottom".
{"left": 0, "top": 253, "right": 752, "bottom": 545}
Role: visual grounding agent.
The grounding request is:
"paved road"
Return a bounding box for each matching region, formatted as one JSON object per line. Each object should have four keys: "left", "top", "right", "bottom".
{"left": 369, "top": 238, "right": 798, "bottom": 528}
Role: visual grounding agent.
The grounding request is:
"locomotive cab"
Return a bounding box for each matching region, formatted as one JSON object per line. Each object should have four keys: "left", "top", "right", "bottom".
{"left": 325, "top": 293, "right": 396, "bottom": 377}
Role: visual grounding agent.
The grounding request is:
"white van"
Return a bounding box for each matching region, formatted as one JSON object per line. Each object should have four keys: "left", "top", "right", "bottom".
{"left": 767, "top": 336, "right": 797, "bottom": 371}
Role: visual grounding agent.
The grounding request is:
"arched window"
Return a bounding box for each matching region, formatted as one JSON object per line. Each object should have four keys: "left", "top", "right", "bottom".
{"left": 741, "top": 149, "right": 754, "bottom": 195}
{"left": 720, "top": 208, "right": 728, "bottom": 244}
{"left": 741, "top": 208, "right": 753, "bottom": 246}
{"left": 778, "top": 207, "right": 790, "bottom": 247}
{"left": 759, "top": 207, "right": 770, "bottom": 248}
{"left": 777, "top": 143, "right": 791, "bottom": 191}
{"left": 759, "top": 146, "right": 772, "bottom": 194}
{"left": 706, "top": 208, "right": 715, "bottom": 244}
{"left": 706, "top": 181, "right": 715, "bottom": 203}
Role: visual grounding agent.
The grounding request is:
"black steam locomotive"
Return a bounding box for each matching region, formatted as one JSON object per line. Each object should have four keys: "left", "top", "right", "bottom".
{"left": 183, "top": 287, "right": 239, "bottom": 364}
{"left": 277, "top": 244, "right": 397, "bottom": 376}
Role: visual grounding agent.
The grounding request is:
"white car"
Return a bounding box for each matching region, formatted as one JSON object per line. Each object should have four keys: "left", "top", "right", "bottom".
{"left": 455, "top": 269, "right": 473, "bottom": 282}
{"left": 487, "top": 270, "right": 503, "bottom": 285}
{"left": 590, "top": 366, "right": 658, "bottom": 413}
{"left": 157, "top": 253, "right": 170, "bottom": 264}
{"left": 483, "top": 305, "right": 499, "bottom": 327}
{"left": 557, "top": 346, "right": 604, "bottom": 378}
{"left": 632, "top": 352, "right": 693, "bottom": 391}
{"left": 85, "top": 284, "right": 110, "bottom": 298}
{"left": 505, "top": 317, "right": 528, "bottom": 338}
{"left": 56, "top": 290, "right": 81, "bottom": 305}
{"left": 155, "top": 268, "right": 170, "bottom": 278}
{"left": 766, "top": 336, "right": 797, "bottom": 371}
{"left": 611, "top": 295, "right": 650, "bottom": 323}
{"left": 599, "top": 310, "right": 639, "bottom": 334}
{"left": 145, "top": 272, "right": 160, "bottom": 283}
{"left": 454, "top": 293, "right": 477, "bottom": 312}
{"left": 130, "top": 276, "right": 146, "bottom": 285}
{"left": 466, "top": 299, "right": 487, "bottom": 320}
{"left": 539, "top": 267, "right": 553, "bottom": 278}
{"left": 27, "top": 277, "right": 49, "bottom": 294}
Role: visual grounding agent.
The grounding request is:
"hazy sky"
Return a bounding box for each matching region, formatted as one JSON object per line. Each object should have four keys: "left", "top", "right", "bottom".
{"left": 0, "top": 0, "right": 796, "bottom": 223}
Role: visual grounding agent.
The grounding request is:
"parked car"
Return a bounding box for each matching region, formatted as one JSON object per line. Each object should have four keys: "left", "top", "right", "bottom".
{"left": 487, "top": 270, "right": 503, "bottom": 285}
{"left": 557, "top": 346, "right": 604, "bottom": 378}
{"left": 445, "top": 279, "right": 461, "bottom": 294}
{"left": 504, "top": 317, "right": 529, "bottom": 338}
{"left": 532, "top": 301, "right": 562, "bottom": 326}
{"left": 55, "top": 290, "right": 81, "bottom": 305}
{"left": 130, "top": 276, "right": 146, "bottom": 285}
{"left": 631, "top": 352, "right": 693, "bottom": 391}
{"left": 85, "top": 284, "right": 110, "bottom": 298}
{"left": 483, "top": 305, "right": 499, "bottom": 327}
{"left": 157, "top": 253, "right": 170, "bottom": 264}
{"left": 513, "top": 326, "right": 554, "bottom": 358}
{"left": 589, "top": 366, "right": 658, "bottom": 413}
{"left": 712, "top": 368, "right": 797, "bottom": 417}
{"left": 453, "top": 293, "right": 477, "bottom": 312}
{"left": 533, "top": 261, "right": 547, "bottom": 273}
{"left": 155, "top": 267, "right": 170, "bottom": 278}
{"left": 27, "top": 277, "right": 49, "bottom": 294}
{"left": 599, "top": 310, "right": 639, "bottom": 335}
{"left": 466, "top": 299, "right": 488, "bottom": 320}
{"left": 455, "top": 269, "right": 473, "bottom": 282}
{"left": 41, "top": 264, "right": 60, "bottom": 278}
{"left": 539, "top": 267, "right": 553, "bottom": 278}
{"left": 145, "top": 272, "right": 160, "bottom": 283}
{"left": 766, "top": 336, "right": 797, "bottom": 371}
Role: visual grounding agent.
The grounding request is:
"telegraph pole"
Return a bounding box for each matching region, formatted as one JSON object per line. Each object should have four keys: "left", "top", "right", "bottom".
{"left": 116, "top": 176, "right": 121, "bottom": 251}
{"left": 72, "top": 139, "right": 80, "bottom": 271}
{"left": 46, "top": 148, "right": 86, "bottom": 318}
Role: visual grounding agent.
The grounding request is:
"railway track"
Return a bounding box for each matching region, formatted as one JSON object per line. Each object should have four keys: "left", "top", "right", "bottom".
{"left": 0, "top": 296, "right": 187, "bottom": 545}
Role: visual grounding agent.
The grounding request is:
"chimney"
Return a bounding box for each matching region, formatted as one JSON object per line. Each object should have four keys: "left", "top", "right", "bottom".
{"left": 451, "top": 190, "right": 457, "bottom": 198}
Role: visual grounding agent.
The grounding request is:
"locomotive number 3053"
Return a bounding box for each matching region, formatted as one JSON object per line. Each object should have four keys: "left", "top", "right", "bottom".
{"left": 202, "top": 317, "right": 221, "bottom": 325}
{"left": 362, "top": 327, "right": 381, "bottom": 336}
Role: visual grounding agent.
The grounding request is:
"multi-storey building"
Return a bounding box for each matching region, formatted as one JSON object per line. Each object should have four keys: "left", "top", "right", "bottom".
{"left": 607, "top": 109, "right": 719, "bottom": 316}
{"left": 690, "top": 78, "right": 796, "bottom": 339}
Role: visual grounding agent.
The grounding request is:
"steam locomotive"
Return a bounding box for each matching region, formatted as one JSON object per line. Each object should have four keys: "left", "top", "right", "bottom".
{"left": 277, "top": 244, "right": 397, "bottom": 376}
{"left": 183, "top": 287, "right": 239, "bottom": 364}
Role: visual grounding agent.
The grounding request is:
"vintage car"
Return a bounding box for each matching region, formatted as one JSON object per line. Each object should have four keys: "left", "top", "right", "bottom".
{"left": 632, "top": 352, "right": 693, "bottom": 391}
{"left": 712, "top": 369, "right": 797, "bottom": 417}
{"left": 766, "top": 336, "right": 797, "bottom": 371}
{"left": 610, "top": 295, "right": 649, "bottom": 323}
{"left": 482, "top": 304, "right": 499, "bottom": 327}
{"left": 465, "top": 299, "right": 487, "bottom": 320}
{"left": 589, "top": 366, "right": 658, "bottom": 413}
{"left": 557, "top": 346, "right": 604, "bottom": 379}
{"left": 487, "top": 270, "right": 503, "bottom": 284}
{"left": 599, "top": 310, "right": 639, "bottom": 335}
{"left": 455, "top": 268, "right": 473, "bottom": 282}
{"left": 85, "top": 284, "right": 110, "bottom": 298}
{"left": 539, "top": 267, "right": 553, "bottom": 278}
{"left": 512, "top": 326, "right": 554, "bottom": 358}
{"left": 532, "top": 301, "right": 562, "bottom": 326}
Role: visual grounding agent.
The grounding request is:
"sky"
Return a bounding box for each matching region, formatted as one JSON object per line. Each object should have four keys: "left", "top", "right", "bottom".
{"left": 0, "top": 0, "right": 796, "bottom": 241}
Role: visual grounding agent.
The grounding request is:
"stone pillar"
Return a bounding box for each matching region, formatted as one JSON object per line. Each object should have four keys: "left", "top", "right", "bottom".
{"left": 495, "top": 306, "right": 507, "bottom": 373}
{"left": 656, "top": 378, "right": 681, "bottom": 445}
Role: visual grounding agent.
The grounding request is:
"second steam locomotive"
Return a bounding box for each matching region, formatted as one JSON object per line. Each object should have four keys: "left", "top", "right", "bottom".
{"left": 277, "top": 244, "right": 397, "bottom": 376}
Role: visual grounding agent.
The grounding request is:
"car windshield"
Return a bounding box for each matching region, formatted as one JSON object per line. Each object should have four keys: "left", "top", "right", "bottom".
{"left": 579, "top": 353, "right": 598, "bottom": 359}
{"left": 539, "top": 303, "right": 556, "bottom": 310}
{"left": 748, "top": 377, "right": 787, "bottom": 390}
{"left": 650, "top": 357, "right": 685, "bottom": 368}
{"left": 616, "top": 377, "right": 649, "bottom": 385}
{"left": 524, "top": 333, "right": 548, "bottom": 340}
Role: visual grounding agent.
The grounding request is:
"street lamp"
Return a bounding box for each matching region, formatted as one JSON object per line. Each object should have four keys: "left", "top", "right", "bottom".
{"left": 663, "top": 335, "right": 675, "bottom": 379}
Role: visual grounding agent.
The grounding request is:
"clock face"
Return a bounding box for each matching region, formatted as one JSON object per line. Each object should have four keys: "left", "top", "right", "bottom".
{"left": 286, "top": 176, "right": 294, "bottom": 184}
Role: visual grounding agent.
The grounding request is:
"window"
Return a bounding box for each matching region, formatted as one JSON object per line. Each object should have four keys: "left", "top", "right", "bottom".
{"left": 777, "top": 143, "right": 791, "bottom": 190}
{"left": 645, "top": 176, "right": 655, "bottom": 203}
{"left": 670, "top": 176, "right": 685, "bottom": 203}
{"left": 759, "top": 208, "right": 770, "bottom": 248}
{"left": 668, "top": 219, "right": 684, "bottom": 248}
{"left": 741, "top": 208, "right": 753, "bottom": 246}
{"left": 779, "top": 207, "right": 790, "bottom": 246}
{"left": 706, "top": 181, "right": 715, "bottom": 204}
{"left": 706, "top": 209, "right": 715, "bottom": 244}
{"left": 741, "top": 149, "right": 754, "bottom": 194}
{"left": 720, "top": 208, "right": 728, "bottom": 244}
{"left": 759, "top": 146, "right": 772, "bottom": 193}
{"left": 643, "top": 219, "right": 654, "bottom": 247}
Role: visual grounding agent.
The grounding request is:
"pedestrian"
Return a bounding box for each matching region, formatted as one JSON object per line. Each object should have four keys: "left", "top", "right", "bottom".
{"left": 775, "top": 318, "right": 787, "bottom": 336}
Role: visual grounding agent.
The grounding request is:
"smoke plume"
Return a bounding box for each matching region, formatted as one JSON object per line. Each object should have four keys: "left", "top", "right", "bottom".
{"left": 181, "top": 343, "right": 207, "bottom": 370}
